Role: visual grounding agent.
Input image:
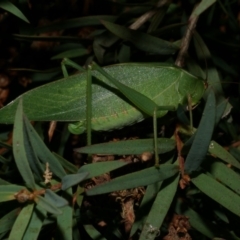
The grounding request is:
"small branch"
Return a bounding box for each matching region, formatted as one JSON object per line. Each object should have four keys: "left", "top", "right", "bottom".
{"left": 129, "top": 0, "right": 170, "bottom": 30}
{"left": 175, "top": 12, "right": 199, "bottom": 67}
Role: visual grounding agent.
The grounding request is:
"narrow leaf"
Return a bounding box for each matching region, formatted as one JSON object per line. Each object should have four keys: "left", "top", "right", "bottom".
{"left": 102, "top": 20, "right": 177, "bottom": 55}
{"left": 51, "top": 48, "right": 89, "bottom": 60}
{"left": 56, "top": 189, "right": 72, "bottom": 240}
{"left": 53, "top": 153, "right": 78, "bottom": 174}
{"left": 22, "top": 204, "right": 47, "bottom": 240}
{"left": 185, "top": 90, "right": 216, "bottom": 173}
{"left": 215, "top": 99, "right": 229, "bottom": 124}
{"left": 78, "top": 160, "right": 130, "bottom": 179}
{"left": 8, "top": 203, "right": 34, "bottom": 240}
{"left": 206, "top": 161, "right": 240, "bottom": 195}
{"left": 191, "top": 173, "right": 240, "bottom": 217}
{"left": 0, "top": 208, "right": 19, "bottom": 234}
{"left": 130, "top": 182, "right": 163, "bottom": 237}
{"left": 0, "top": 185, "right": 25, "bottom": 202}
{"left": 23, "top": 116, "right": 45, "bottom": 181}
{"left": 45, "top": 189, "right": 68, "bottom": 207}
{"left": 76, "top": 138, "right": 175, "bottom": 155}
{"left": 34, "top": 196, "right": 62, "bottom": 215}
{"left": 61, "top": 172, "right": 89, "bottom": 190}
{"left": 0, "top": 155, "right": 10, "bottom": 163}
{"left": 24, "top": 117, "right": 66, "bottom": 178}
{"left": 35, "top": 15, "right": 117, "bottom": 33}
{"left": 84, "top": 225, "right": 107, "bottom": 240}
{"left": 86, "top": 165, "right": 178, "bottom": 196}
{"left": 191, "top": 0, "right": 216, "bottom": 17}
{"left": 208, "top": 141, "right": 240, "bottom": 169}
{"left": 176, "top": 200, "right": 222, "bottom": 239}
{"left": 0, "top": 0, "right": 29, "bottom": 23}
{"left": 13, "top": 100, "right": 35, "bottom": 189}
{"left": 139, "top": 175, "right": 179, "bottom": 240}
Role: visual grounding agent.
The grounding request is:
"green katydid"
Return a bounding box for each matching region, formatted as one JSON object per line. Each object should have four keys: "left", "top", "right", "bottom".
{"left": 1, "top": 62, "right": 206, "bottom": 124}
{"left": 0, "top": 61, "right": 206, "bottom": 130}
{"left": 0, "top": 59, "right": 206, "bottom": 166}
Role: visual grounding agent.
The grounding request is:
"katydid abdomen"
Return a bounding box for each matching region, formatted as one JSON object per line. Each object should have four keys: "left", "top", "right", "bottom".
{"left": 0, "top": 63, "right": 205, "bottom": 132}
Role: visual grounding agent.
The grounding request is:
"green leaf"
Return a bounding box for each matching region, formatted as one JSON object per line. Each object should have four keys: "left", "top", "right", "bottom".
{"left": 0, "top": 140, "right": 12, "bottom": 148}
{"left": 130, "top": 182, "right": 163, "bottom": 237}
{"left": 23, "top": 116, "right": 66, "bottom": 179}
{"left": 0, "top": 0, "right": 29, "bottom": 23}
{"left": 206, "top": 161, "right": 240, "bottom": 195}
{"left": 229, "top": 148, "right": 240, "bottom": 164}
{"left": 61, "top": 172, "right": 89, "bottom": 190}
{"left": 102, "top": 20, "right": 178, "bottom": 55}
{"left": 84, "top": 225, "right": 107, "bottom": 240}
{"left": 191, "top": 173, "right": 240, "bottom": 217}
{"left": 8, "top": 203, "right": 34, "bottom": 240}
{"left": 0, "top": 178, "right": 11, "bottom": 185}
{"left": 176, "top": 200, "right": 221, "bottom": 239}
{"left": 191, "top": 0, "right": 216, "bottom": 17}
{"left": 0, "top": 185, "right": 25, "bottom": 202}
{"left": 45, "top": 189, "right": 68, "bottom": 207}
{"left": 23, "top": 117, "right": 45, "bottom": 181}
{"left": 76, "top": 138, "right": 175, "bottom": 155}
{"left": 13, "top": 100, "right": 35, "bottom": 189}
{"left": 51, "top": 48, "right": 89, "bottom": 60}
{"left": 139, "top": 175, "right": 179, "bottom": 240}
{"left": 0, "top": 155, "right": 10, "bottom": 163}
{"left": 0, "top": 208, "right": 19, "bottom": 234}
{"left": 53, "top": 153, "right": 78, "bottom": 174}
{"left": 208, "top": 141, "right": 240, "bottom": 169}
{"left": 215, "top": 99, "right": 229, "bottom": 124}
{"left": 86, "top": 164, "right": 178, "bottom": 196}
{"left": 56, "top": 189, "right": 72, "bottom": 240}
{"left": 22, "top": 204, "right": 47, "bottom": 240}
{"left": 193, "top": 32, "right": 232, "bottom": 117}
{"left": 185, "top": 90, "right": 216, "bottom": 173}
{"left": 78, "top": 160, "right": 130, "bottom": 179}
{"left": 35, "top": 15, "right": 117, "bottom": 33}
{"left": 34, "top": 196, "right": 62, "bottom": 215}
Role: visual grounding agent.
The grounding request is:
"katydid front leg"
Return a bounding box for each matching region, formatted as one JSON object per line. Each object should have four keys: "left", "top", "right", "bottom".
{"left": 61, "top": 58, "right": 92, "bottom": 146}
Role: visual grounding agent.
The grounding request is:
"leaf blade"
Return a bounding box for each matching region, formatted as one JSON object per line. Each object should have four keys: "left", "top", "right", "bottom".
{"left": 191, "top": 173, "right": 240, "bottom": 217}
{"left": 0, "top": 0, "right": 29, "bottom": 23}
{"left": 185, "top": 90, "right": 216, "bottom": 173}
{"left": 86, "top": 164, "right": 179, "bottom": 196}
{"left": 13, "top": 100, "right": 35, "bottom": 189}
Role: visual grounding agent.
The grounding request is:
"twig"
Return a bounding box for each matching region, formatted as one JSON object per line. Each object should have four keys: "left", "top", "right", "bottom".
{"left": 175, "top": 11, "right": 199, "bottom": 67}
{"left": 129, "top": 0, "right": 170, "bottom": 30}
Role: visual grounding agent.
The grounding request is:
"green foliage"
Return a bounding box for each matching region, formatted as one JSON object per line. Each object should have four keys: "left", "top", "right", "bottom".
{"left": 0, "top": 0, "right": 239, "bottom": 239}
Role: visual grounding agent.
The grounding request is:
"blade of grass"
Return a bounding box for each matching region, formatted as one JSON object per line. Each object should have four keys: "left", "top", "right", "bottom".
{"left": 22, "top": 204, "right": 47, "bottom": 240}
{"left": 185, "top": 90, "right": 216, "bottom": 173}
{"left": 8, "top": 203, "right": 34, "bottom": 240}
{"left": 191, "top": 173, "right": 240, "bottom": 217}
{"left": 86, "top": 165, "right": 178, "bottom": 196}
{"left": 139, "top": 174, "right": 179, "bottom": 240}
{"left": 0, "top": 0, "right": 29, "bottom": 23}
{"left": 76, "top": 138, "right": 176, "bottom": 155}
{"left": 13, "top": 100, "right": 35, "bottom": 189}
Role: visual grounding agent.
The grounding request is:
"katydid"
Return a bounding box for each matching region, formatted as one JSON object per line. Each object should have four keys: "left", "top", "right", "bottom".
{"left": 0, "top": 62, "right": 206, "bottom": 132}
{"left": 0, "top": 60, "right": 206, "bottom": 166}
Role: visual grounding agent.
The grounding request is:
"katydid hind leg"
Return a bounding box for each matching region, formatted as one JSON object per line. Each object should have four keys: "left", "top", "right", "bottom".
{"left": 61, "top": 58, "right": 91, "bottom": 135}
